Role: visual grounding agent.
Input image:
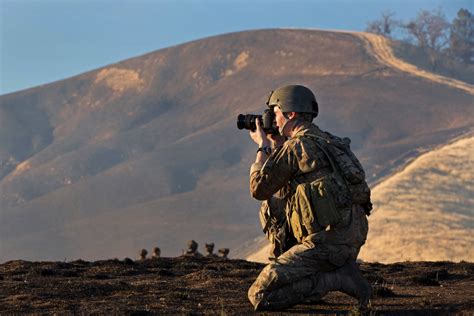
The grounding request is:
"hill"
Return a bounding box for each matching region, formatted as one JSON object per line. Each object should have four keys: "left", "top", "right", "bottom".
{"left": 359, "top": 135, "right": 474, "bottom": 262}
{"left": 1, "top": 257, "right": 473, "bottom": 314}
{"left": 0, "top": 29, "right": 473, "bottom": 262}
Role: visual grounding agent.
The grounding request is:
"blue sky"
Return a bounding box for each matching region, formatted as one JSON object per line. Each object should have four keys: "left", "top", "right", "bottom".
{"left": 0, "top": 0, "right": 471, "bottom": 95}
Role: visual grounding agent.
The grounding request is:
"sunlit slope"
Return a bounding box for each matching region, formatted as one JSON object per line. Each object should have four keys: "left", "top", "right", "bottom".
{"left": 247, "top": 135, "right": 474, "bottom": 263}
{"left": 359, "top": 135, "right": 474, "bottom": 263}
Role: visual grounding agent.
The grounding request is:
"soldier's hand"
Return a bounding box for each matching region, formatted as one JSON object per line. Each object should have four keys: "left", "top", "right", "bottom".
{"left": 250, "top": 118, "right": 271, "bottom": 147}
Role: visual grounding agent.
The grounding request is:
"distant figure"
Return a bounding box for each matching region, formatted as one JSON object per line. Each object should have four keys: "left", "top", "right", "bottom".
{"left": 152, "top": 247, "right": 161, "bottom": 259}
{"left": 205, "top": 243, "right": 218, "bottom": 257}
{"left": 139, "top": 248, "right": 148, "bottom": 261}
{"left": 183, "top": 240, "right": 202, "bottom": 257}
{"left": 218, "top": 248, "right": 229, "bottom": 259}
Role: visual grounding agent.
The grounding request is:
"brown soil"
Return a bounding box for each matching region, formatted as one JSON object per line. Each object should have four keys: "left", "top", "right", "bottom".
{"left": 1, "top": 257, "right": 473, "bottom": 315}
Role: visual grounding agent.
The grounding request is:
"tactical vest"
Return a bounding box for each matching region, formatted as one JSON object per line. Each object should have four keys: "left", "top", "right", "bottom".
{"left": 288, "top": 133, "right": 372, "bottom": 243}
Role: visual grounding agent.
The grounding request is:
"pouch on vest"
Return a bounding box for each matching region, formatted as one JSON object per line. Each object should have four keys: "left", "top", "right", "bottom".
{"left": 302, "top": 133, "right": 372, "bottom": 215}
{"left": 290, "top": 176, "right": 341, "bottom": 243}
{"left": 260, "top": 199, "right": 296, "bottom": 258}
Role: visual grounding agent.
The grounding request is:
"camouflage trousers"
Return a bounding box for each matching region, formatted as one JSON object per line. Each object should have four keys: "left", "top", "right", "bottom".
{"left": 248, "top": 237, "right": 359, "bottom": 311}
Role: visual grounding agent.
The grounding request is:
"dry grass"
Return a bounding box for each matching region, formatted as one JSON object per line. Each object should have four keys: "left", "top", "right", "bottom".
{"left": 359, "top": 136, "right": 474, "bottom": 263}
{"left": 94, "top": 67, "right": 145, "bottom": 94}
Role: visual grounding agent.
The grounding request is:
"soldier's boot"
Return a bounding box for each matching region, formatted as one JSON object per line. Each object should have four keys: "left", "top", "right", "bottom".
{"left": 306, "top": 261, "right": 372, "bottom": 311}
{"left": 336, "top": 260, "right": 372, "bottom": 312}
{"left": 303, "top": 270, "right": 336, "bottom": 304}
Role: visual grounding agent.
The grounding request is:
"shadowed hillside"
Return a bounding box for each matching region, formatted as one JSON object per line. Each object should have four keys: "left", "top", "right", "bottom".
{"left": 0, "top": 29, "right": 473, "bottom": 262}
{"left": 393, "top": 41, "right": 474, "bottom": 85}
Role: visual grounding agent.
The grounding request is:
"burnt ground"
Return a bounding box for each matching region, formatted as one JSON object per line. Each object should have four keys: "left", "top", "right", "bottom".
{"left": 0, "top": 257, "right": 473, "bottom": 315}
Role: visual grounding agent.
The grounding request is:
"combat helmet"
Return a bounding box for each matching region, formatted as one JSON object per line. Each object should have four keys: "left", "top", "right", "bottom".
{"left": 266, "top": 85, "right": 318, "bottom": 117}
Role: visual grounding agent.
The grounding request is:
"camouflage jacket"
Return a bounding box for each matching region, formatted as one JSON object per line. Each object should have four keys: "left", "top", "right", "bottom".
{"left": 250, "top": 122, "right": 332, "bottom": 200}
{"left": 250, "top": 122, "right": 368, "bottom": 254}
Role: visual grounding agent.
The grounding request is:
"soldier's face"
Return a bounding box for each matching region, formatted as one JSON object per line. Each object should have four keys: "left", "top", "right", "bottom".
{"left": 273, "top": 106, "right": 296, "bottom": 136}
{"left": 273, "top": 106, "right": 286, "bottom": 131}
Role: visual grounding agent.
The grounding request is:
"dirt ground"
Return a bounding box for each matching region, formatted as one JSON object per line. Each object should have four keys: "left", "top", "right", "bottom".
{"left": 0, "top": 256, "right": 473, "bottom": 315}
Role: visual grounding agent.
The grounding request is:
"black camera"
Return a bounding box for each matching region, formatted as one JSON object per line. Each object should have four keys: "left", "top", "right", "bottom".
{"left": 237, "top": 109, "right": 279, "bottom": 135}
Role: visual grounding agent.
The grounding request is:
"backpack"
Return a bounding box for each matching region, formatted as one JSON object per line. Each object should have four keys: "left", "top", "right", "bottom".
{"left": 305, "top": 133, "right": 372, "bottom": 211}
{"left": 288, "top": 133, "right": 372, "bottom": 243}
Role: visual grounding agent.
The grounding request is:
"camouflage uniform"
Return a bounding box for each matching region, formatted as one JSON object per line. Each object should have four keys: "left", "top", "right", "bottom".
{"left": 248, "top": 121, "right": 370, "bottom": 311}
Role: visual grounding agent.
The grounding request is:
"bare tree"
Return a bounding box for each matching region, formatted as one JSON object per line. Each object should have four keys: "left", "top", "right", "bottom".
{"left": 404, "top": 8, "right": 450, "bottom": 70}
{"left": 366, "top": 10, "right": 399, "bottom": 38}
{"left": 449, "top": 8, "right": 474, "bottom": 64}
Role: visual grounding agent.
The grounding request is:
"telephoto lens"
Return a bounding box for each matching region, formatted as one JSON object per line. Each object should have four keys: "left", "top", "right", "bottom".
{"left": 237, "top": 110, "right": 278, "bottom": 135}
{"left": 237, "top": 114, "right": 261, "bottom": 131}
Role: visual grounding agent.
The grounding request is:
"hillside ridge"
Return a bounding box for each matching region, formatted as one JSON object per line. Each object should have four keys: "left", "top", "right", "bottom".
{"left": 352, "top": 32, "right": 474, "bottom": 95}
